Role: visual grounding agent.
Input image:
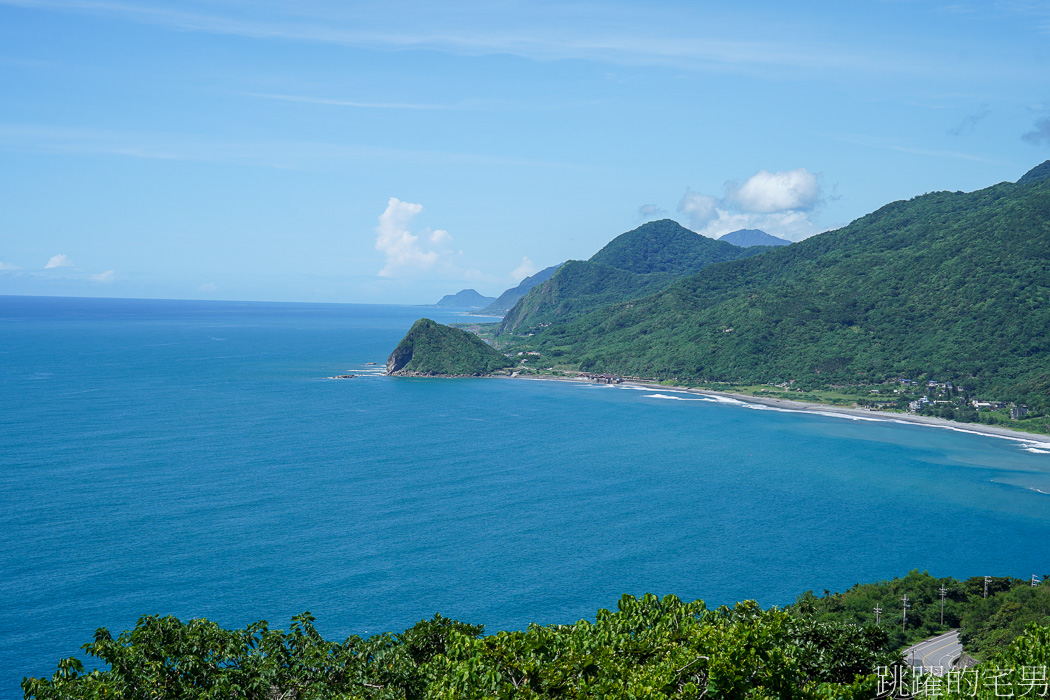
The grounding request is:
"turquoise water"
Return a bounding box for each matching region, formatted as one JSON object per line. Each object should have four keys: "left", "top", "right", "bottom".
{"left": 3, "top": 295, "right": 1050, "bottom": 695}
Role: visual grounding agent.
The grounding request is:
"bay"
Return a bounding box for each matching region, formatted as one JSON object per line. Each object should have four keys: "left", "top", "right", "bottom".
{"left": 3, "top": 295, "right": 1050, "bottom": 696}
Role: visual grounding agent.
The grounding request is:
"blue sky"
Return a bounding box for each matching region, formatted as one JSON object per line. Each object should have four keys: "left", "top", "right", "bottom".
{"left": 1, "top": 0, "right": 1049, "bottom": 304}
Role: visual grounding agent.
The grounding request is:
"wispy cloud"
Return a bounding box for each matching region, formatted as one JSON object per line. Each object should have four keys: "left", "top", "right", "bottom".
{"left": 90, "top": 269, "right": 115, "bottom": 283}
{"left": 0, "top": 259, "right": 20, "bottom": 270}
{"left": 45, "top": 253, "right": 74, "bottom": 269}
{"left": 0, "top": 123, "right": 582, "bottom": 171}
{"left": 948, "top": 107, "right": 991, "bottom": 136}
{"left": 0, "top": 0, "right": 944, "bottom": 78}
{"left": 241, "top": 93, "right": 460, "bottom": 111}
{"left": 826, "top": 133, "right": 1016, "bottom": 166}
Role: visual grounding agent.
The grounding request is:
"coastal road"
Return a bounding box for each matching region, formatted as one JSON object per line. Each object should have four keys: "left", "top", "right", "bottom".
{"left": 905, "top": 630, "right": 962, "bottom": 676}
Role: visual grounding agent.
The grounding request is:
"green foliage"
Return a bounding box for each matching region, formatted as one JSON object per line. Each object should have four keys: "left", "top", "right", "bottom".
{"left": 25, "top": 596, "right": 891, "bottom": 700}
{"left": 787, "top": 571, "right": 1050, "bottom": 660}
{"left": 500, "top": 220, "right": 766, "bottom": 333}
{"left": 25, "top": 573, "right": 1050, "bottom": 699}
{"left": 21, "top": 612, "right": 425, "bottom": 700}
{"left": 526, "top": 176, "right": 1050, "bottom": 410}
{"left": 960, "top": 583, "right": 1050, "bottom": 659}
{"left": 386, "top": 319, "right": 513, "bottom": 376}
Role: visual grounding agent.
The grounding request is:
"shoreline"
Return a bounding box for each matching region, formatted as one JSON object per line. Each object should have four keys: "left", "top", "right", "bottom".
{"left": 508, "top": 373, "right": 1050, "bottom": 447}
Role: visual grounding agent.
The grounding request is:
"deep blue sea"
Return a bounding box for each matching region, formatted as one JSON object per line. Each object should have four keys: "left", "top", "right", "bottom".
{"left": 4, "top": 295, "right": 1050, "bottom": 695}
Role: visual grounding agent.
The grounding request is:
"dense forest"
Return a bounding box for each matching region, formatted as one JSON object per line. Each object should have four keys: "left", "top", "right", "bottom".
{"left": 24, "top": 573, "right": 1050, "bottom": 699}
{"left": 500, "top": 220, "right": 767, "bottom": 333}
{"left": 479, "top": 264, "right": 564, "bottom": 315}
{"left": 511, "top": 166, "right": 1050, "bottom": 412}
{"left": 385, "top": 319, "right": 513, "bottom": 376}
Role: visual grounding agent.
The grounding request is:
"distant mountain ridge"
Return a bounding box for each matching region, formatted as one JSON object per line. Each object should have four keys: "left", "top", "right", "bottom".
{"left": 433, "top": 289, "right": 496, "bottom": 308}
{"left": 718, "top": 229, "right": 791, "bottom": 247}
{"left": 479, "top": 263, "right": 564, "bottom": 315}
{"left": 499, "top": 219, "right": 767, "bottom": 333}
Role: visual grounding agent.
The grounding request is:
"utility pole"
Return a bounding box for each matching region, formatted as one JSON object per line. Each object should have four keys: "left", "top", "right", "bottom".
{"left": 902, "top": 594, "right": 909, "bottom": 633}
{"left": 940, "top": 586, "right": 947, "bottom": 626}
{"left": 984, "top": 576, "right": 991, "bottom": 598}
{"left": 874, "top": 604, "right": 882, "bottom": 625}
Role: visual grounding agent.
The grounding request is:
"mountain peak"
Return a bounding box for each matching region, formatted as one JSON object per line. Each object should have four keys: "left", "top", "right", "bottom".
{"left": 718, "top": 229, "right": 791, "bottom": 247}
{"left": 1017, "top": 160, "right": 1050, "bottom": 186}
{"left": 434, "top": 289, "right": 496, "bottom": 308}
{"left": 588, "top": 219, "right": 743, "bottom": 275}
{"left": 386, "top": 318, "right": 512, "bottom": 376}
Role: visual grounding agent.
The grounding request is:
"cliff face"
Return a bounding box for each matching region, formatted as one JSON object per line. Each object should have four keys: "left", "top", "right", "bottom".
{"left": 386, "top": 319, "right": 514, "bottom": 376}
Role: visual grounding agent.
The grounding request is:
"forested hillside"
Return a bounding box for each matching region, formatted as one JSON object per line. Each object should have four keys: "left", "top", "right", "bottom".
{"left": 386, "top": 319, "right": 512, "bottom": 376}
{"left": 500, "top": 219, "right": 766, "bottom": 333}
{"left": 526, "top": 165, "right": 1050, "bottom": 411}
{"left": 478, "top": 263, "right": 563, "bottom": 315}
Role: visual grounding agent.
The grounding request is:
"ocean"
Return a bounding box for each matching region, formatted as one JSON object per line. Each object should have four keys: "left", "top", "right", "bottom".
{"left": 3, "top": 295, "right": 1050, "bottom": 695}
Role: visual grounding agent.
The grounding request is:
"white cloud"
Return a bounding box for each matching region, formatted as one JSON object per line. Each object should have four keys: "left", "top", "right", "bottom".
{"left": 676, "top": 167, "right": 826, "bottom": 241}
{"left": 0, "top": 260, "right": 19, "bottom": 270}
{"left": 198, "top": 282, "right": 219, "bottom": 292}
{"left": 45, "top": 254, "right": 73, "bottom": 269}
{"left": 374, "top": 197, "right": 456, "bottom": 277}
{"left": 678, "top": 191, "right": 719, "bottom": 230}
{"left": 512, "top": 256, "right": 537, "bottom": 282}
{"left": 726, "top": 168, "right": 820, "bottom": 213}
{"left": 91, "top": 270, "right": 115, "bottom": 283}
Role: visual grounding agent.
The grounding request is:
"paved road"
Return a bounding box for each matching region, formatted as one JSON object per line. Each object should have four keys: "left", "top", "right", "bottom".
{"left": 904, "top": 630, "right": 962, "bottom": 676}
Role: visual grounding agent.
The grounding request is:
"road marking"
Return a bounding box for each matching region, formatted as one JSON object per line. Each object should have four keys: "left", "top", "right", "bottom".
{"left": 921, "top": 638, "right": 960, "bottom": 672}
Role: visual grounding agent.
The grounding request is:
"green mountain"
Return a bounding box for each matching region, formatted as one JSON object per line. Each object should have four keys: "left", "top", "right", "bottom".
{"left": 386, "top": 319, "right": 513, "bottom": 376}
{"left": 1017, "top": 160, "right": 1050, "bottom": 186}
{"left": 434, "top": 289, "right": 495, "bottom": 308}
{"left": 500, "top": 219, "right": 765, "bottom": 333}
{"left": 478, "top": 263, "right": 564, "bottom": 315}
{"left": 531, "top": 163, "right": 1050, "bottom": 411}
{"left": 718, "top": 228, "right": 791, "bottom": 247}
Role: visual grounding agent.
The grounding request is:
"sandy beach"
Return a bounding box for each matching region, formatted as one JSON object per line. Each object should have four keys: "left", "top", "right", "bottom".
{"left": 510, "top": 373, "right": 1050, "bottom": 447}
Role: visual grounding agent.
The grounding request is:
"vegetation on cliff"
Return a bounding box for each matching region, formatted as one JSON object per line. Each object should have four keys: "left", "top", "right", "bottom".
{"left": 386, "top": 319, "right": 512, "bottom": 376}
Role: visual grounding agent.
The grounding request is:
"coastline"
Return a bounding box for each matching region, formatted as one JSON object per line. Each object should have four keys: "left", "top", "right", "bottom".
{"left": 509, "top": 373, "right": 1050, "bottom": 447}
